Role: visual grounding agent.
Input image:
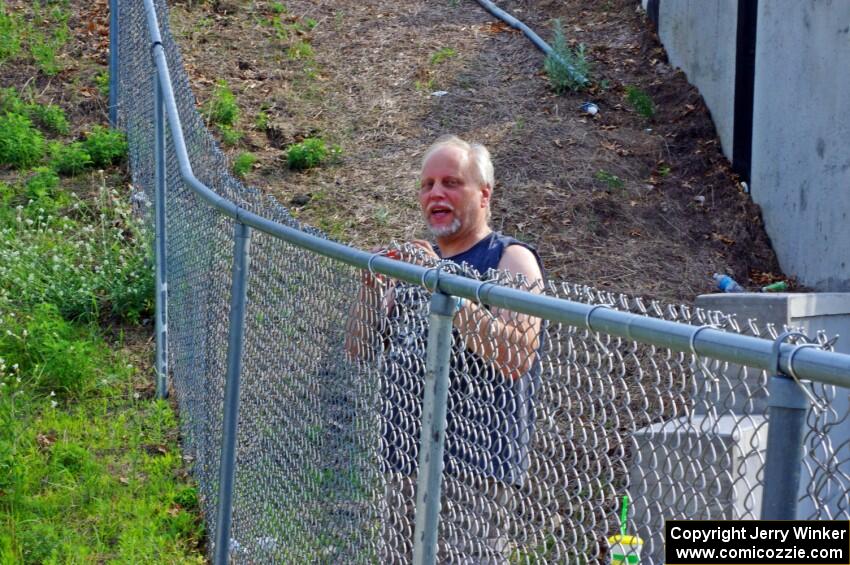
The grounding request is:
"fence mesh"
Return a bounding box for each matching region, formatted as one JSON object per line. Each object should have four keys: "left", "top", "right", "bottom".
{"left": 117, "top": 1, "right": 850, "bottom": 563}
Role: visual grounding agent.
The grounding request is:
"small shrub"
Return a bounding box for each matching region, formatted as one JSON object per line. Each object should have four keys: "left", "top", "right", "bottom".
{"left": 544, "top": 19, "right": 590, "bottom": 93}
{"left": 0, "top": 112, "right": 46, "bottom": 169}
{"left": 625, "top": 85, "right": 655, "bottom": 119}
{"left": 286, "top": 137, "right": 328, "bottom": 170}
{"left": 50, "top": 141, "right": 92, "bottom": 176}
{"left": 232, "top": 152, "right": 257, "bottom": 178}
{"left": 204, "top": 80, "right": 239, "bottom": 126}
{"left": 30, "top": 103, "right": 70, "bottom": 135}
{"left": 429, "top": 47, "right": 456, "bottom": 66}
{"left": 83, "top": 125, "right": 127, "bottom": 167}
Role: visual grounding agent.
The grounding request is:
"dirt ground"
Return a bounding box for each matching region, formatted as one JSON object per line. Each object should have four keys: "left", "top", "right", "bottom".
{"left": 164, "top": 0, "right": 782, "bottom": 303}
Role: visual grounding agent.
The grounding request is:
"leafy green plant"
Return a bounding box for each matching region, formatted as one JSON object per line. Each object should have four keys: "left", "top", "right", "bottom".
{"left": 49, "top": 140, "right": 92, "bottom": 176}
{"left": 544, "top": 19, "right": 590, "bottom": 93}
{"left": 83, "top": 125, "right": 127, "bottom": 167}
{"left": 232, "top": 151, "right": 258, "bottom": 178}
{"left": 429, "top": 47, "right": 456, "bottom": 66}
{"left": 271, "top": 1, "right": 287, "bottom": 14}
{"left": 595, "top": 169, "right": 624, "bottom": 190}
{"left": 0, "top": 112, "right": 46, "bottom": 169}
{"left": 285, "top": 137, "right": 338, "bottom": 170}
{"left": 204, "top": 80, "right": 239, "bottom": 126}
{"left": 30, "top": 102, "right": 69, "bottom": 135}
{"left": 625, "top": 85, "right": 655, "bottom": 118}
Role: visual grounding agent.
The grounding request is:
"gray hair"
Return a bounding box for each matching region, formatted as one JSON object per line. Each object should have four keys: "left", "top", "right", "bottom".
{"left": 421, "top": 134, "right": 495, "bottom": 189}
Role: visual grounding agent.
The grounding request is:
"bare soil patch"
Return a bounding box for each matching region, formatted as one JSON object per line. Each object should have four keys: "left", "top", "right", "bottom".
{"left": 168, "top": 0, "right": 781, "bottom": 303}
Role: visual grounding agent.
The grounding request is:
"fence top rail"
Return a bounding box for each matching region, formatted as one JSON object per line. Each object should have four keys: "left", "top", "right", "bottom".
{"left": 140, "top": 0, "right": 850, "bottom": 389}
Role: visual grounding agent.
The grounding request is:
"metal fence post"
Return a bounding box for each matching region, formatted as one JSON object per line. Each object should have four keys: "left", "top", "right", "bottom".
{"left": 412, "top": 291, "right": 454, "bottom": 565}
{"left": 761, "top": 334, "right": 811, "bottom": 520}
{"left": 153, "top": 71, "right": 169, "bottom": 399}
{"left": 213, "top": 222, "right": 252, "bottom": 565}
{"left": 108, "top": 0, "right": 119, "bottom": 126}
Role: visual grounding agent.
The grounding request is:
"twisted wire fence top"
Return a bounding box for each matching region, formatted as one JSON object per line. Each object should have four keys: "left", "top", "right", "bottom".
{"left": 117, "top": 0, "right": 850, "bottom": 563}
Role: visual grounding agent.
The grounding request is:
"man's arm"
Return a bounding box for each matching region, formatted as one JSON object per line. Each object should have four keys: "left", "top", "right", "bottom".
{"left": 454, "top": 244, "right": 543, "bottom": 381}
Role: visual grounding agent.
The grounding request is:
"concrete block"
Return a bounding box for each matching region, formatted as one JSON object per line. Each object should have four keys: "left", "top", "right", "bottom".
{"left": 630, "top": 415, "right": 766, "bottom": 565}
{"left": 694, "top": 292, "right": 850, "bottom": 520}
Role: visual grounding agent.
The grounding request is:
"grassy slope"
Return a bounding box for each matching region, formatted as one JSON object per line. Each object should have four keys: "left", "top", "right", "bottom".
{"left": 0, "top": 0, "right": 206, "bottom": 562}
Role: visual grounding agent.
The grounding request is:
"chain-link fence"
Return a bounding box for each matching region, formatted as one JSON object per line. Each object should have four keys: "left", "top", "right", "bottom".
{"left": 115, "top": 0, "right": 850, "bottom": 563}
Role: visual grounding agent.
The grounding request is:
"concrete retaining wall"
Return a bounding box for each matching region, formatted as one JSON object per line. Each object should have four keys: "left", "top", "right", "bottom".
{"left": 657, "top": 0, "right": 737, "bottom": 160}
{"left": 751, "top": 1, "right": 850, "bottom": 291}
{"left": 643, "top": 0, "right": 850, "bottom": 291}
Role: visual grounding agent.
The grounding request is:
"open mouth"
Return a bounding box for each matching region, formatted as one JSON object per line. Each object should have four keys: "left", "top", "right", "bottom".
{"left": 428, "top": 204, "right": 454, "bottom": 222}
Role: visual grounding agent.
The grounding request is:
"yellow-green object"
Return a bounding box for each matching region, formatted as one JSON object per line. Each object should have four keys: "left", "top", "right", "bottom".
{"left": 608, "top": 535, "right": 643, "bottom": 565}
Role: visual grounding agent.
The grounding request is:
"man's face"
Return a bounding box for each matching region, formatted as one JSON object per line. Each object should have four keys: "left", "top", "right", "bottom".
{"left": 419, "top": 146, "right": 489, "bottom": 239}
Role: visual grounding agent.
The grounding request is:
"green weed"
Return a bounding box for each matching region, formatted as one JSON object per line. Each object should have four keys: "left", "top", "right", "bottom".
{"left": 305, "top": 17, "right": 318, "bottom": 30}
{"left": 95, "top": 70, "right": 109, "bottom": 96}
{"left": 232, "top": 151, "right": 258, "bottom": 178}
{"left": 595, "top": 169, "right": 624, "bottom": 190}
{"left": 49, "top": 140, "right": 93, "bottom": 176}
{"left": 544, "top": 19, "right": 590, "bottom": 93}
{"left": 218, "top": 124, "right": 242, "bottom": 146}
{"left": 0, "top": 112, "right": 46, "bottom": 169}
{"left": 0, "top": 174, "right": 153, "bottom": 322}
{"left": 271, "top": 1, "right": 287, "bottom": 14}
{"left": 255, "top": 106, "right": 270, "bottom": 131}
{"left": 24, "top": 166, "right": 67, "bottom": 213}
{"left": 286, "top": 137, "right": 338, "bottom": 170}
{"left": 0, "top": 4, "right": 22, "bottom": 62}
{"left": 625, "top": 85, "right": 655, "bottom": 118}
{"left": 83, "top": 125, "right": 128, "bottom": 168}
{"left": 27, "top": 6, "right": 70, "bottom": 76}
{"left": 288, "top": 40, "right": 314, "bottom": 60}
{"left": 429, "top": 47, "right": 456, "bottom": 66}
{"left": 204, "top": 80, "right": 239, "bottom": 126}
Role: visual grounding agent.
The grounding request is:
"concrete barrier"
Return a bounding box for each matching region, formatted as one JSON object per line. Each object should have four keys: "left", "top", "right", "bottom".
{"left": 642, "top": 1, "right": 850, "bottom": 291}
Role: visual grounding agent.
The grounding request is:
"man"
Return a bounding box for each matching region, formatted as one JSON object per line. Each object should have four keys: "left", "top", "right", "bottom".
{"left": 347, "top": 135, "right": 545, "bottom": 561}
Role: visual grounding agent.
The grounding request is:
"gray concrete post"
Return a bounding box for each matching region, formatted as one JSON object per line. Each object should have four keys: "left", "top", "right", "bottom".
{"left": 412, "top": 292, "right": 455, "bottom": 565}
{"left": 213, "top": 222, "right": 252, "bottom": 565}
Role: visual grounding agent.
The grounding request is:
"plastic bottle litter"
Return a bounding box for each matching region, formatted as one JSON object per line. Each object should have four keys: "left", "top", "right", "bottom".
{"left": 713, "top": 273, "right": 745, "bottom": 293}
{"left": 762, "top": 281, "right": 788, "bottom": 292}
{"left": 579, "top": 102, "right": 599, "bottom": 115}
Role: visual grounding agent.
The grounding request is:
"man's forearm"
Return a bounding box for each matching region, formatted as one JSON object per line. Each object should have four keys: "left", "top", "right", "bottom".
{"left": 455, "top": 301, "right": 540, "bottom": 380}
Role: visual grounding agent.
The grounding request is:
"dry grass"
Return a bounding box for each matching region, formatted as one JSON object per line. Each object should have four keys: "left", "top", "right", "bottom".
{"left": 168, "top": 0, "right": 780, "bottom": 303}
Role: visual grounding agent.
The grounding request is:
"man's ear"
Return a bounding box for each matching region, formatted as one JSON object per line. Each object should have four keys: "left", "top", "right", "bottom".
{"left": 480, "top": 183, "right": 492, "bottom": 208}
